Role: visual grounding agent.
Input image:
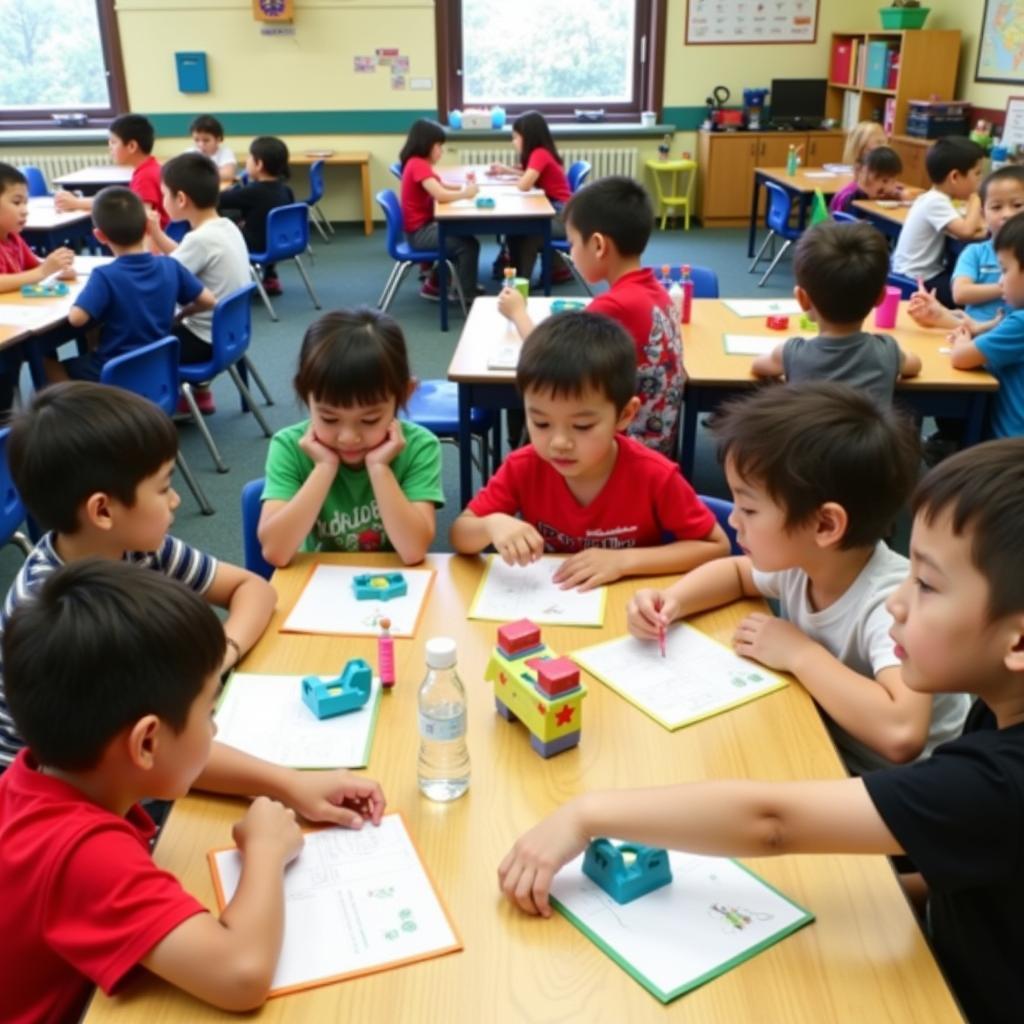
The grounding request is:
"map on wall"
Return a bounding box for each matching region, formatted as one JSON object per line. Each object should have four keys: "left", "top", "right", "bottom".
{"left": 686, "top": 0, "right": 819, "bottom": 45}
{"left": 976, "top": 0, "right": 1024, "bottom": 84}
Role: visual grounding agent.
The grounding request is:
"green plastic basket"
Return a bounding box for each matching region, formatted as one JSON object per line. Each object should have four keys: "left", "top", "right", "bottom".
{"left": 879, "top": 6, "right": 930, "bottom": 29}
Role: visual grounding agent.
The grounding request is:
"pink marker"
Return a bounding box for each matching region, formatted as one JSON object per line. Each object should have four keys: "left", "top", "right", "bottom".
{"left": 378, "top": 617, "right": 395, "bottom": 688}
{"left": 658, "top": 623, "right": 667, "bottom": 659}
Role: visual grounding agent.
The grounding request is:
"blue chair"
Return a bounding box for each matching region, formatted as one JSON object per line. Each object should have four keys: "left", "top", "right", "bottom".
{"left": 177, "top": 283, "right": 273, "bottom": 474}
{"left": 550, "top": 161, "right": 595, "bottom": 294}
{"left": 699, "top": 494, "right": 740, "bottom": 556}
{"left": 750, "top": 181, "right": 803, "bottom": 287}
{"left": 248, "top": 203, "right": 321, "bottom": 321}
{"left": 303, "top": 159, "right": 334, "bottom": 243}
{"left": 241, "top": 478, "right": 274, "bottom": 580}
{"left": 566, "top": 160, "right": 592, "bottom": 192}
{"left": 99, "top": 337, "right": 214, "bottom": 515}
{"left": 375, "top": 190, "right": 466, "bottom": 314}
{"left": 832, "top": 210, "right": 860, "bottom": 224}
{"left": 21, "top": 165, "right": 49, "bottom": 198}
{"left": 402, "top": 380, "right": 494, "bottom": 481}
{"left": 887, "top": 269, "right": 918, "bottom": 299}
{"left": 0, "top": 428, "right": 33, "bottom": 557}
{"left": 389, "top": 161, "right": 403, "bottom": 181}
{"left": 165, "top": 220, "right": 190, "bottom": 243}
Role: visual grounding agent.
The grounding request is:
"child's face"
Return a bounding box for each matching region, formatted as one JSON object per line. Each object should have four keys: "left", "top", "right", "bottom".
{"left": 512, "top": 131, "right": 523, "bottom": 155}
{"left": 107, "top": 459, "right": 180, "bottom": 551}
{"left": 429, "top": 141, "right": 444, "bottom": 164}
{"left": 309, "top": 395, "right": 397, "bottom": 467}
{"left": 983, "top": 178, "right": 1024, "bottom": 234}
{"left": 151, "top": 668, "right": 221, "bottom": 798}
{"left": 997, "top": 250, "right": 1024, "bottom": 307}
{"left": 860, "top": 171, "right": 896, "bottom": 198}
{"left": 161, "top": 183, "right": 185, "bottom": 220}
{"left": 948, "top": 160, "right": 984, "bottom": 200}
{"left": 0, "top": 182, "right": 28, "bottom": 238}
{"left": 192, "top": 132, "right": 219, "bottom": 157}
{"left": 565, "top": 223, "right": 604, "bottom": 284}
{"left": 107, "top": 133, "right": 134, "bottom": 165}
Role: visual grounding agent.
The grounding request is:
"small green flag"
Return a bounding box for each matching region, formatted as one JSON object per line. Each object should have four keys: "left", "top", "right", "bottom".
{"left": 810, "top": 189, "right": 830, "bottom": 226}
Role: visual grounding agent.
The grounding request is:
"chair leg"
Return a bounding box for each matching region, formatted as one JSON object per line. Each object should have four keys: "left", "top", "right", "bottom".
{"left": 445, "top": 260, "right": 468, "bottom": 316}
{"left": 241, "top": 355, "right": 274, "bottom": 406}
{"left": 180, "top": 382, "right": 229, "bottom": 473}
{"left": 292, "top": 254, "right": 322, "bottom": 310}
{"left": 556, "top": 250, "right": 594, "bottom": 296}
{"left": 250, "top": 265, "right": 278, "bottom": 321}
{"left": 227, "top": 365, "right": 273, "bottom": 437}
{"left": 748, "top": 230, "right": 777, "bottom": 274}
{"left": 315, "top": 204, "right": 334, "bottom": 236}
{"left": 757, "top": 238, "right": 793, "bottom": 287}
{"left": 377, "top": 262, "right": 403, "bottom": 310}
{"left": 175, "top": 452, "right": 215, "bottom": 515}
{"left": 308, "top": 207, "right": 330, "bottom": 244}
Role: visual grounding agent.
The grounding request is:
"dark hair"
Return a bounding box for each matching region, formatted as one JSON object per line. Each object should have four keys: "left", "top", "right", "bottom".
{"left": 189, "top": 114, "right": 225, "bottom": 140}
{"left": 564, "top": 176, "right": 653, "bottom": 256}
{"left": 714, "top": 381, "right": 921, "bottom": 549}
{"left": 294, "top": 307, "right": 411, "bottom": 410}
{"left": 994, "top": 210, "right": 1024, "bottom": 266}
{"left": 793, "top": 221, "right": 890, "bottom": 323}
{"left": 513, "top": 111, "right": 561, "bottom": 169}
{"left": 0, "top": 161, "right": 27, "bottom": 195}
{"left": 980, "top": 164, "right": 1024, "bottom": 204}
{"left": 862, "top": 145, "right": 902, "bottom": 177}
{"left": 249, "top": 136, "right": 289, "bottom": 179}
{"left": 925, "top": 136, "right": 984, "bottom": 185}
{"left": 109, "top": 113, "right": 155, "bottom": 155}
{"left": 91, "top": 186, "right": 147, "bottom": 246}
{"left": 4, "top": 559, "right": 225, "bottom": 771}
{"left": 516, "top": 311, "right": 637, "bottom": 411}
{"left": 399, "top": 118, "right": 446, "bottom": 169}
{"left": 8, "top": 382, "right": 179, "bottom": 534}
{"left": 161, "top": 152, "right": 220, "bottom": 209}
{"left": 913, "top": 438, "right": 1024, "bottom": 618}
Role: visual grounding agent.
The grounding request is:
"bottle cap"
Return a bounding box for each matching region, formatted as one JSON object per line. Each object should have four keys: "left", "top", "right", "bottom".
{"left": 425, "top": 637, "right": 457, "bottom": 669}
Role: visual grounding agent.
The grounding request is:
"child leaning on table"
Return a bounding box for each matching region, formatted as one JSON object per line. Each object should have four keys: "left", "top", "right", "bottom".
{"left": 258, "top": 307, "right": 443, "bottom": 567}
{"left": 828, "top": 145, "right": 905, "bottom": 215}
{"left": 500, "top": 437, "right": 1024, "bottom": 1024}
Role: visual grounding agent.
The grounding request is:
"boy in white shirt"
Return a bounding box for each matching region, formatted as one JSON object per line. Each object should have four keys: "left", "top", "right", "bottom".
{"left": 188, "top": 115, "right": 237, "bottom": 183}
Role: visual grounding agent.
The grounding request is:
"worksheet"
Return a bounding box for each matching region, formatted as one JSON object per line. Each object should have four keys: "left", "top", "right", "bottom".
{"left": 209, "top": 815, "right": 462, "bottom": 996}
{"left": 572, "top": 624, "right": 787, "bottom": 730}
{"left": 486, "top": 342, "right": 521, "bottom": 370}
{"left": 551, "top": 846, "right": 813, "bottom": 1003}
{"left": 281, "top": 564, "right": 434, "bottom": 637}
{"left": 468, "top": 555, "right": 606, "bottom": 627}
{"left": 0, "top": 306, "right": 60, "bottom": 330}
{"left": 214, "top": 673, "right": 381, "bottom": 769}
{"left": 721, "top": 299, "right": 802, "bottom": 318}
{"left": 723, "top": 335, "right": 782, "bottom": 357}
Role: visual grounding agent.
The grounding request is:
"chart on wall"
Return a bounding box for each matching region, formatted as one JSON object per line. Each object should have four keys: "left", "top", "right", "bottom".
{"left": 976, "top": 0, "right": 1024, "bottom": 85}
{"left": 686, "top": 0, "right": 819, "bottom": 45}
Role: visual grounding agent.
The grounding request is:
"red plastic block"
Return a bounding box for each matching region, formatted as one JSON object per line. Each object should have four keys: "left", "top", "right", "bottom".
{"left": 766, "top": 315, "right": 790, "bottom": 330}
{"left": 533, "top": 656, "right": 580, "bottom": 698}
{"left": 497, "top": 618, "right": 542, "bottom": 655}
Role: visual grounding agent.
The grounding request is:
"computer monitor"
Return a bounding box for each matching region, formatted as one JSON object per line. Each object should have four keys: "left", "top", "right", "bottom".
{"left": 769, "top": 79, "right": 827, "bottom": 128}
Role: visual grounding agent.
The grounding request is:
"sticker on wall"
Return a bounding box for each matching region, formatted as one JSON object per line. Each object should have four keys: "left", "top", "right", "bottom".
{"left": 252, "top": 0, "right": 293, "bottom": 22}
{"left": 410, "top": 77, "right": 433, "bottom": 91}
{"left": 354, "top": 55, "right": 376, "bottom": 73}
{"left": 393, "top": 56, "right": 410, "bottom": 73}
{"left": 391, "top": 74, "right": 407, "bottom": 90}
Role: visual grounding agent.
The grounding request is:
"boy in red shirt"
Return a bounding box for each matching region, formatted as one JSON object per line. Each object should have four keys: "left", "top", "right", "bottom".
{"left": 499, "top": 176, "right": 684, "bottom": 456}
{"left": 450, "top": 312, "right": 728, "bottom": 591}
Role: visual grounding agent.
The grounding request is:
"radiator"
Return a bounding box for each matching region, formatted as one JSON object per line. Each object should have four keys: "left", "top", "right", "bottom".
{"left": 452, "top": 147, "right": 639, "bottom": 180}
{"left": 8, "top": 153, "right": 105, "bottom": 190}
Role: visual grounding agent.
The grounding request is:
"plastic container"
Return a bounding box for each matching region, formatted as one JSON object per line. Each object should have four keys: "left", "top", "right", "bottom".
{"left": 878, "top": 6, "right": 930, "bottom": 30}
{"left": 378, "top": 617, "right": 395, "bottom": 688}
{"left": 786, "top": 145, "right": 798, "bottom": 176}
{"left": 668, "top": 274, "right": 684, "bottom": 326}
{"left": 417, "top": 638, "right": 470, "bottom": 802}
{"left": 874, "top": 285, "right": 902, "bottom": 329}
{"left": 680, "top": 265, "right": 694, "bottom": 325}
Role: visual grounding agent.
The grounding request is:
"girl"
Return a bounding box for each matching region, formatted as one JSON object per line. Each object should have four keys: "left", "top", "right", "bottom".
{"left": 399, "top": 118, "right": 480, "bottom": 302}
{"left": 258, "top": 308, "right": 444, "bottom": 566}
{"left": 842, "top": 121, "right": 886, "bottom": 167}
{"left": 490, "top": 111, "right": 571, "bottom": 283}
{"left": 829, "top": 145, "right": 904, "bottom": 214}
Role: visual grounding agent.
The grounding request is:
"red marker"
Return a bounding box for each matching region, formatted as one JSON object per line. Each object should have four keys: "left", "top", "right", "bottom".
{"left": 378, "top": 617, "right": 395, "bottom": 688}
{"left": 658, "top": 622, "right": 667, "bottom": 659}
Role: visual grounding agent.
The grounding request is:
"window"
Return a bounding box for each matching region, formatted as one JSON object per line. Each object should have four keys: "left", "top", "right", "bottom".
{"left": 0, "top": 0, "right": 128, "bottom": 126}
{"left": 437, "top": 0, "right": 665, "bottom": 123}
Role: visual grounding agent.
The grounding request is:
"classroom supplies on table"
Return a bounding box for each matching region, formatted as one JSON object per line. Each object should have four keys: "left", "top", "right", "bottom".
{"left": 209, "top": 815, "right": 462, "bottom": 996}
{"left": 282, "top": 564, "right": 434, "bottom": 637}
{"left": 0, "top": 306, "right": 62, "bottom": 330}
{"left": 378, "top": 617, "right": 396, "bottom": 688}
{"left": 20, "top": 282, "right": 69, "bottom": 298}
{"left": 468, "top": 555, "right": 607, "bottom": 627}
{"left": 301, "top": 659, "right": 373, "bottom": 719}
{"left": 722, "top": 298, "right": 802, "bottom": 318}
{"left": 215, "top": 672, "right": 382, "bottom": 768}
{"left": 486, "top": 343, "right": 521, "bottom": 370}
{"left": 583, "top": 839, "right": 673, "bottom": 904}
{"left": 723, "top": 335, "right": 780, "bottom": 357}
{"left": 417, "top": 637, "right": 471, "bottom": 801}
{"left": 352, "top": 571, "right": 408, "bottom": 601}
{"left": 572, "top": 624, "right": 787, "bottom": 730}
{"left": 550, "top": 846, "right": 813, "bottom": 1003}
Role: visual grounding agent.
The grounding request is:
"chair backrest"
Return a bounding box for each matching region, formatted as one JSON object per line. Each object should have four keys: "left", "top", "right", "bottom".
{"left": 389, "top": 160, "right": 403, "bottom": 181}
{"left": 0, "top": 428, "right": 28, "bottom": 552}
{"left": 260, "top": 203, "right": 311, "bottom": 261}
{"left": 376, "top": 189, "right": 405, "bottom": 260}
{"left": 203, "top": 282, "right": 258, "bottom": 376}
{"left": 241, "top": 478, "right": 274, "bottom": 580}
{"left": 567, "top": 160, "right": 592, "bottom": 192}
{"left": 165, "top": 220, "right": 190, "bottom": 243}
{"left": 887, "top": 270, "right": 918, "bottom": 299}
{"left": 99, "top": 335, "right": 180, "bottom": 417}
{"left": 22, "top": 165, "right": 49, "bottom": 197}
{"left": 832, "top": 210, "right": 859, "bottom": 224}
{"left": 306, "top": 159, "right": 325, "bottom": 204}
{"left": 699, "top": 494, "right": 741, "bottom": 555}
{"left": 688, "top": 265, "right": 719, "bottom": 299}
{"left": 764, "top": 181, "right": 797, "bottom": 234}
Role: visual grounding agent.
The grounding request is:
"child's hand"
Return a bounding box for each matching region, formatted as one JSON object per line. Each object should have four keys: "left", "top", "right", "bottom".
{"left": 947, "top": 323, "right": 973, "bottom": 349}
{"left": 497, "top": 286, "right": 526, "bottom": 320}
{"left": 279, "top": 769, "right": 386, "bottom": 828}
{"left": 364, "top": 419, "right": 405, "bottom": 469}
{"left": 144, "top": 208, "right": 162, "bottom": 235}
{"left": 298, "top": 425, "right": 340, "bottom": 467}
{"left": 41, "top": 248, "right": 75, "bottom": 277}
{"left": 627, "top": 588, "right": 681, "bottom": 641}
{"left": 232, "top": 796, "right": 304, "bottom": 864}
{"left": 552, "top": 548, "right": 627, "bottom": 591}
{"left": 488, "top": 514, "right": 544, "bottom": 566}
{"left": 464, "top": 181, "right": 479, "bottom": 200}
{"left": 907, "top": 282, "right": 946, "bottom": 328}
{"left": 732, "top": 612, "right": 807, "bottom": 671}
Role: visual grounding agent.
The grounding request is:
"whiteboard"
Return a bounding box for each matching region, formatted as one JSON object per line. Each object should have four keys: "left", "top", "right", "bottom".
{"left": 1002, "top": 97, "right": 1024, "bottom": 153}
{"left": 686, "top": 0, "right": 819, "bottom": 45}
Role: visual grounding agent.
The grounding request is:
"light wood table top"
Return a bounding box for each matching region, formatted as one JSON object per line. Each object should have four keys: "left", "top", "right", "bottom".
{"left": 290, "top": 150, "right": 371, "bottom": 166}
{"left": 26, "top": 196, "right": 91, "bottom": 231}
{"left": 756, "top": 165, "right": 853, "bottom": 194}
{"left": 852, "top": 198, "right": 913, "bottom": 226}
{"left": 435, "top": 191, "right": 555, "bottom": 221}
{"left": 84, "top": 552, "right": 960, "bottom": 1023}
{"left": 53, "top": 165, "right": 131, "bottom": 189}
{"left": 440, "top": 164, "right": 520, "bottom": 187}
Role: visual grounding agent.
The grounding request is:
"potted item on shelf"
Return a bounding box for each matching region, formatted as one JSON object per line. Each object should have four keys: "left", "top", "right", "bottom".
{"left": 880, "top": 1, "right": 930, "bottom": 30}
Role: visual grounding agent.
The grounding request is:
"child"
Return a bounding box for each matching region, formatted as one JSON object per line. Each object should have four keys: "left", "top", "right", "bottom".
{"left": 188, "top": 114, "right": 237, "bottom": 183}
{"left": 218, "top": 136, "right": 293, "bottom": 296}
{"left": 398, "top": 118, "right": 480, "bottom": 302}
{"left": 498, "top": 176, "right": 683, "bottom": 457}
{"left": 449, "top": 312, "right": 728, "bottom": 590}
{"left": 259, "top": 307, "right": 443, "bottom": 566}
{"left": 55, "top": 114, "right": 169, "bottom": 229}
{"left": 488, "top": 111, "right": 570, "bottom": 283}
{"left": 54, "top": 187, "right": 215, "bottom": 382}
{"left": 626, "top": 381, "right": 967, "bottom": 773}
{"left": 892, "top": 136, "right": 986, "bottom": 308}
{"left": 751, "top": 221, "right": 921, "bottom": 405}
{"left": 829, "top": 145, "right": 904, "bottom": 214}
{"left": 841, "top": 120, "right": 886, "bottom": 166}
{"left": 499, "top": 436, "right": 1024, "bottom": 1024}
{"left": 147, "top": 152, "right": 252, "bottom": 414}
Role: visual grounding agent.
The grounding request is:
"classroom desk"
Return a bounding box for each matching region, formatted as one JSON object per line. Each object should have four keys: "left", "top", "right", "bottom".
{"left": 290, "top": 151, "right": 373, "bottom": 237}
{"left": 747, "top": 166, "right": 853, "bottom": 258}
{"left": 441, "top": 164, "right": 521, "bottom": 187}
{"left": 52, "top": 164, "right": 132, "bottom": 194}
{"left": 679, "top": 299, "right": 998, "bottom": 478}
{"left": 82, "top": 552, "right": 961, "bottom": 1023}
{"left": 851, "top": 198, "right": 912, "bottom": 236}
{"left": 23, "top": 197, "right": 93, "bottom": 253}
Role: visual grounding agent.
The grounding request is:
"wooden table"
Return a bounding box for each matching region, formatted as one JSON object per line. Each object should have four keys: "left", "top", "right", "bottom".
{"left": 52, "top": 164, "right": 132, "bottom": 194}
{"left": 679, "top": 298, "right": 998, "bottom": 478}
{"left": 23, "top": 197, "right": 93, "bottom": 253}
{"left": 289, "top": 151, "right": 372, "bottom": 236}
{"left": 83, "top": 552, "right": 961, "bottom": 1023}
{"left": 852, "top": 198, "right": 912, "bottom": 234}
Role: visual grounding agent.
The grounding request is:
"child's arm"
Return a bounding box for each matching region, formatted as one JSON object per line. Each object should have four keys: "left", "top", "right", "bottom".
{"left": 0, "top": 248, "right": 75, "bottom": 292}
{"left": 943, "top": 193, "right": 985, "bottom": 241}
{"left": 146, "top": 208, "right": 178, "bottom": 255}
{"left": 53, "top": 190, "right": 93, "bottom": 212}
{"left": 450, "top": 510, "right": 545, "bottom": 565}
{"left": 67, "top": 304, "right": 91, "bottom": 328}
{"left": 496, "top": 286, "right": 536, "bottom": 340}
{"left": 898, "top": 346, "right": 922, "bottom": 378}
{"left": 952, "top": 275, "right": 1003, "bottom": 308}
{"left": 949, "top": 323, "right": 988, "bottom": 370}
{"left": 201, "top": 562, "right": 277, "bottom": 675}
{"left": 177, "top": 286, "right": 217, "bottom": 318}
{"left": 422, "top": 176, "right": 478, "bottom": 204}
{"left": 218, "top": 160, "right": 238, "bottom": 183}
{"left": 499, "top": 778, "right": 900, "bottom": 917}
{"left": 907, "top": 281, "right": 966, "bottom": 331}
{"left": 750, "top": 343, "right": 785, "bottom": 378}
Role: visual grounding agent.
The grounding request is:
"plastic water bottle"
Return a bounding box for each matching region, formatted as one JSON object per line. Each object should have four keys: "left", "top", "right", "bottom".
{"left": 667, "top": 270, "right": 684, "bottom": 327}
{"left": 786, "top": 144, "right": 797, "bottom": 176}
{"left": 417, "top": 638, "right": 470, "bottom": 802}
{"left": 680, "top": 264, "right": 694, "bottom": 325}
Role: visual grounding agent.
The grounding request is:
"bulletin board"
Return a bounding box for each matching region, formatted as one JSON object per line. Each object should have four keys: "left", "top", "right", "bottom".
{"left": 1003, "top": 96, "right": 1024, "bottom": 152}
{"left": 686, "top": 0, "right": 819, "bottom": 45}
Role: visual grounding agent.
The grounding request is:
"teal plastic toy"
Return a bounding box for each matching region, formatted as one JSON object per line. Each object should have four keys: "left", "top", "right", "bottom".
{"left": 475, "top": 196, "right": 496, "bottom": 209}
{"left": 582, "top": 838, "right": 673, "bottom": 904}
{"left": 301, "top": 659, "right": 373, "bottom": 719}
{"left": 550, "top": 299, "right": 588, "bottom": 314}
{"left": 21, "top": 282, "right": 69, "bottom": 298}
{"left": 352, "top": 571, "right": 407, "bottom": 601}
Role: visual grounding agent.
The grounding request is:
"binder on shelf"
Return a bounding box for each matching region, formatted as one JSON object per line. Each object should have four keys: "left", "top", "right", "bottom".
{"left": 830, "top": 38, "right": 853, "bottom": 85}
{"left": 884, "top": 97, "right": 897, "bottom": 135}
{"left": 865, "top": 42, "right": 890, "bottom": 89}
{"left": 887, "top": 52, "right": 901, "bottom": 90}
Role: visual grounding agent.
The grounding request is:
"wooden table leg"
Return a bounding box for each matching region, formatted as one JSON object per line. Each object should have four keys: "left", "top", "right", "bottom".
{"left": 360, "top": 160, "right": 372, "bottom": 236}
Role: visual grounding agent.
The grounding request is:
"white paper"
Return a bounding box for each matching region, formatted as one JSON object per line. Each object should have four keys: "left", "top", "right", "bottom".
{"left": 723, "top": 334, "right": 782, "bottom": 356}
{"left": 572, "top": 625, "right": 786, "bottom": 729}
{"left": 802, "top": 171, "right": 837, "bottom": 179}
{"left": 486, "top": 343, "right": 520, "bottom": 370}
{"left": 70, "top": 255, "right": 113, "bottom": 276}
{"left": 722, "top": 299, "right": 802, "bottom": 318}
{"left": 551, "top": 847, "right": 811, "bottom": 1002}
{"left": 282, "top": 565, "right": 432, "bottom": 636}
{"left": 212, "top": 816, "right": 459, "bottom": 993}
{"left": 823, "top": 163, "right": 853, "bottom": 174}
{"left": 214, "top": 673, "right": 381, "bottom": 768}
{"left": 468, "top": 555, "right": 605, "bottom": 626}
{"left": 0, "top": 306, "right": 58, "bottom": 330}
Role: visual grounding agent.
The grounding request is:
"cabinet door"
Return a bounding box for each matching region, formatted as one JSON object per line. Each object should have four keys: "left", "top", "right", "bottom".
{"left": 756, "top": 135, "right": 801, "bottom": 167}
{"left": 703, "top": 134, "right": 758, "bottom": 219}
{"left": 806, "top": 134, "right": 845, "bottom": 166}
{"left": 889, "top": 139, "right": 928, "bottom": 190}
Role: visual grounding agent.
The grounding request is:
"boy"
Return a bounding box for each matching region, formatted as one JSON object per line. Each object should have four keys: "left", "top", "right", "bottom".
{"left": 188, "top": 114, "right": 237, "bottom": 183}
{"left": 0, "top": 382, "right": 385, "bottom": 834}
{"left": 891, "top": 136, "right": 986, "bottom": 308}
{"left": 218, "top": 136, "right": 293, "bottom": 296}
{"left": 449, "top": 312, "right": 728, "bottom": 591}
{"left": 828, "top": 144, "right": 904, "bottom": 215}
{"left": 628, "top": 382, "right": 967, "bottom": 774}
{"left": 751, "top": 221, "right": 921, "bottom": 406}
{"left": 54, "top": 113, "right": 169, "bottom": 229}
{"left": 147, "top": 151, "right": 252, "bottom": 414}
{"left": 497, "top": 176, "right": 683, "bottom": 457}
{"left": 499, "top": 437, "right": 1024, "bottom": 1024}
{"left": 53, "top": 187, "right": 215, "bottom": 382}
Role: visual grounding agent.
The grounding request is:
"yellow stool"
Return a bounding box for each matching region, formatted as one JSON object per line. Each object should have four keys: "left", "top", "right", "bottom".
{"left": 645, "top": 158, "right": 696, "bottom": 230}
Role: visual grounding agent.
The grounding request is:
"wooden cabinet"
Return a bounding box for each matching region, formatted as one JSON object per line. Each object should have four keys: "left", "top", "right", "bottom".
{"left": 806, "top": 133, "right": 845, "bottom": 166}
{"left": 888, "top": 134, "right": 930, "bottom": 190}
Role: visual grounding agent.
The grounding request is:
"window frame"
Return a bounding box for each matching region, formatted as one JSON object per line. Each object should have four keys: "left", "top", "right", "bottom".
{"left": 435, "top": 0, "right": 666, "bottom": 125}
{"left": 0, "top": 0, "right": 129, "bottom": 129}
